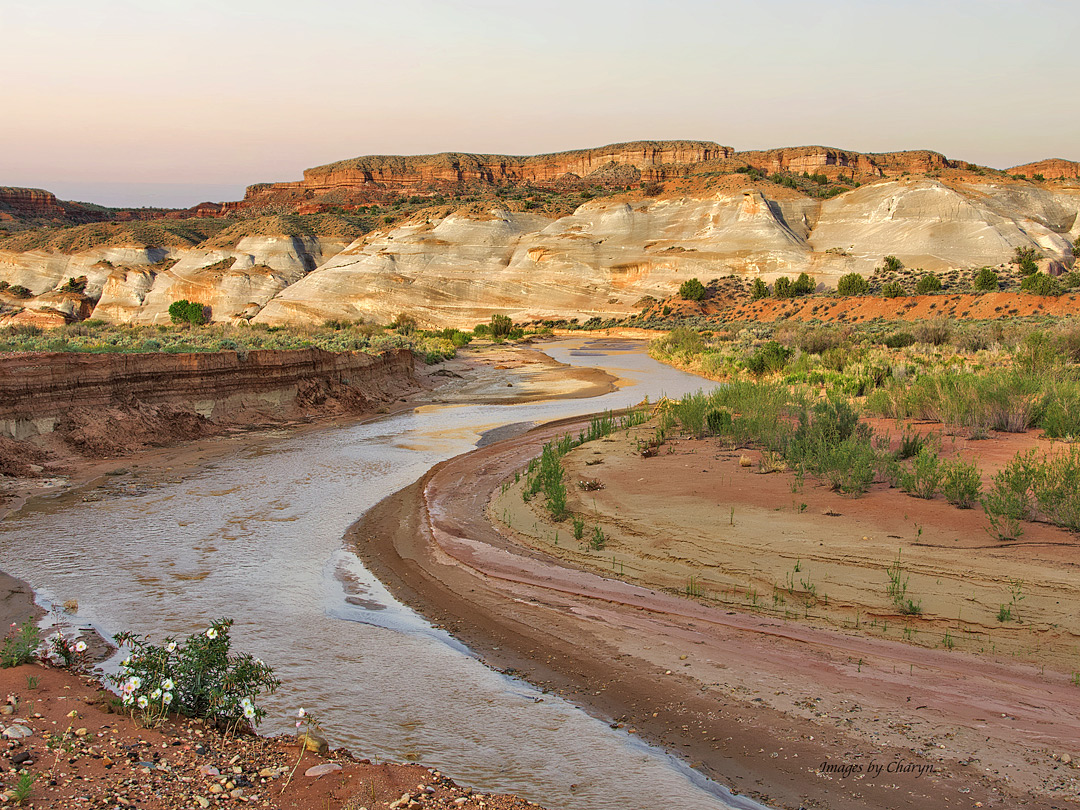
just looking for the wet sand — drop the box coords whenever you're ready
[429,342,617,403]
[350,415,1078,810]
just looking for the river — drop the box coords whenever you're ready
[0,338,768,810]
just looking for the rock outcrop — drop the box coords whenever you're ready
[232,141,733,211]
[1009,159,1080,180]
[738,147,955,179]
[0,188,66,219]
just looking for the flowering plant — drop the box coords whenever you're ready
[109,618,279,728]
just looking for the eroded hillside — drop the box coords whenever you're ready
[1,142,1078,328]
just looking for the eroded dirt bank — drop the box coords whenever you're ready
[350,417,1078,810]
[0,347,420,445]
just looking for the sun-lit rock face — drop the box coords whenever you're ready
[1010,159,1080,180]
[2,142,1079,328]
[132,236,345,324]
[808,179,1078,280]
[252,179,1080,328]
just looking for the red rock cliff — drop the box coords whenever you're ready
[0,187,66,218]
[736,147,954,178]
[232,140,733,210]
[1008,159,1080,179]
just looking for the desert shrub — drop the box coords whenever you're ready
[880,331,916,349]
[0,619,41,668]
[705,407,734,436]
[1014,332,1061,375]
[60,276,88,293]
[792,272,815,296]
[796,327,843,355]
[8,285,33,299]
[750,278,769,300]
[914,273,942,294]
[773,276,794,298]
[745,341,792,375]
[1031,446,1080,531]
[679,278,706,301]
[673,391,710,438]
[912,319,951,346]
[981,450,1038,540]
[1038,380,1080,439]
[787,399,877,495]
[941,458,982,508]
[836,273,869,296]
[655,326,704,357]
[1013,246,1041,276]
[880,255,903,274]
[490,313,514,338]
[1061,271,1080,290]
[389,313,417,334]
[168,300,208,325]
[1020,273,1062,296]
[881,281,906,298]
[895,428,925,460]
[973,267,999,291]
[110,619,279,729]
[899,446,943,499]
[702,380,792,450]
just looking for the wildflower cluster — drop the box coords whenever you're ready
[109,618,279,729]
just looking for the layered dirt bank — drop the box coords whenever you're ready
[352,416,1078,810]
[0,347,419,448]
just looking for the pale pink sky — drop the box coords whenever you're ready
[3,0,1076,207]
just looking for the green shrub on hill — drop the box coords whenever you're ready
[973,267,999,291]
[1019,273,1062,296]
[168,300,209,324]
[679,278,706,301]
[836,273,869,296]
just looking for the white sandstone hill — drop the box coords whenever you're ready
[1,172,1078,329]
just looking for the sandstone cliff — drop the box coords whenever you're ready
[1010,159,1080,180]
[0,187,67,219]
[2,141,1078,329]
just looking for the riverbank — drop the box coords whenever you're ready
[0,341,615,516]
[0,663,545,809]
[350,414,1078,810]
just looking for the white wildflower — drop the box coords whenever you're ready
[137,695,148,709]
[206,627,218,639]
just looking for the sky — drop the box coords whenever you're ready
[3,0,1077,208]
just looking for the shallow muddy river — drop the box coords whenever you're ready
[0,339,766,810]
